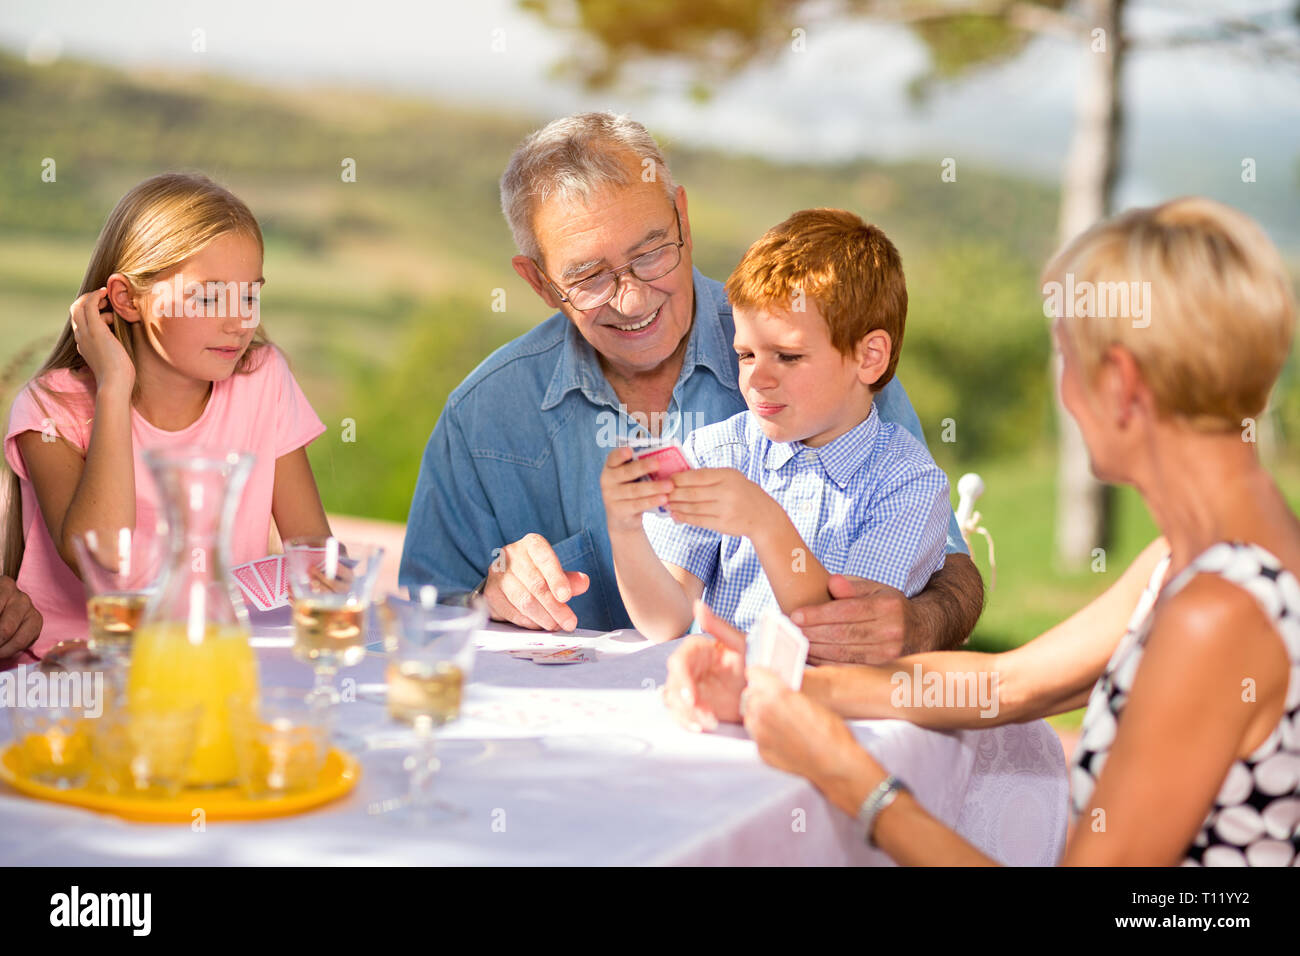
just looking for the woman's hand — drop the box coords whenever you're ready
[662,600,747,731]
[742,668,882,802]
[68,282,134,393]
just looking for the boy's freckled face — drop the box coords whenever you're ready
[734,302,874,448]
[140,231,263,382]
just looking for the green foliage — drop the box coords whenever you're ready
[903,241,1053,462]
[308,299,519,522]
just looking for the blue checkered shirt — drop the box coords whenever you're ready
[643,403,950,634]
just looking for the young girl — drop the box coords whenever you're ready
[2,172,333,658]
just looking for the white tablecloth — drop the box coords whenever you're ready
[0,616,1069,866]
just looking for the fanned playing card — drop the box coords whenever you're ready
[749,609,809,691]
[230,562,273,611]
[230,555,292,611]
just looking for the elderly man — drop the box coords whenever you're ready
[400,112,983,661]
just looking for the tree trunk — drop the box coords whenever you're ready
[1053,0,1125,571]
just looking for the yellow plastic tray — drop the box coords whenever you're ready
[0,743,360,823]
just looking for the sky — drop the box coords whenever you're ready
[3,0,1299,244]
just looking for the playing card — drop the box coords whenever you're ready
[631,440,693,481]
[749,609,809,691]
[231,562,273,611]
[530,648,596,664]
[254,557,280,600]
[506,645,596,664]
[630,439,693,515]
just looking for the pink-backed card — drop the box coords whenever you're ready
[231,563,273,611]
[254,557,280,600]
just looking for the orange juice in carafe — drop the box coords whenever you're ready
[130,448,258,788]
[129,621,258,786]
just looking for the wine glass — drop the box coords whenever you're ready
[70,522,167,665]
[283,537,384,705]
[368,595,484,824]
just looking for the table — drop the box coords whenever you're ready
[0,615,1069,866]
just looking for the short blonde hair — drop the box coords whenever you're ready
[1042,197,1296,431]
[725,208,907,391]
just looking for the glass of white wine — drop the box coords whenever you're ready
[70,523,167,665]
[283,537,385,706]
[370,594,484,824]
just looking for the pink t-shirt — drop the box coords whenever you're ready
[4,345,326,655]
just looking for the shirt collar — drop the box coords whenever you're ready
[762,403,882,490]
[540,267,737,412]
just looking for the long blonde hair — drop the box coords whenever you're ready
[2,171,272,577]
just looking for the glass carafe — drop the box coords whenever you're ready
[128,447,259,788]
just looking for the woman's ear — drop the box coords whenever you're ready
[1102,345,1149,428]
[855,329,892,387]
[104,273,143,323]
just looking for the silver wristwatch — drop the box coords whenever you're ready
[857,775,908,848]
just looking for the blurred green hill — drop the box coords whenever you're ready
[2,49,1297,664]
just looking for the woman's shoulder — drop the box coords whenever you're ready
[223,343,297,398]
[238,342,289,379]
[1149,566,1295,677]
[6,367,95,429]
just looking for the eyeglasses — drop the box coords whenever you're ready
[537,206,685,312]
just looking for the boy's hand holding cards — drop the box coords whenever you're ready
[600,439,695,533]
[630,438,693,515]
[747,609,810,691]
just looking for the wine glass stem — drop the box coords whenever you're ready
[311,664,339,703]
[409,718,437,812]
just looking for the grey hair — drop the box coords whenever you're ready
[500,112,677,263]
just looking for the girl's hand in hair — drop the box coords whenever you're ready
[69,281,134,395]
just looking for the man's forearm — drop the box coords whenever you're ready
[904,553,984,653]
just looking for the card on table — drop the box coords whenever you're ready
[749,609,809,691]
[506,645,596,665]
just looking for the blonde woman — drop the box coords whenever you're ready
[2,172,332,658]
[665,198,1300,866]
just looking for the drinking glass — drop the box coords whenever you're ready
[12,700,95,789]
[90,691,202,798]
[229,687,333,798]
[369,596,484,824]
[71,521,167,664]
[284,538,385,706]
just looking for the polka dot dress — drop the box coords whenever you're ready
[1070,542,1300,866]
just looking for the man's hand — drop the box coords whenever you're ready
[0,576,42,662]
[662,601,747,731]
[482,533,589,632]
[790,574,911,664]
[665,467,778,538]
[790,555,985,664]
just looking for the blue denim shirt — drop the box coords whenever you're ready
[399,269,967,631]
